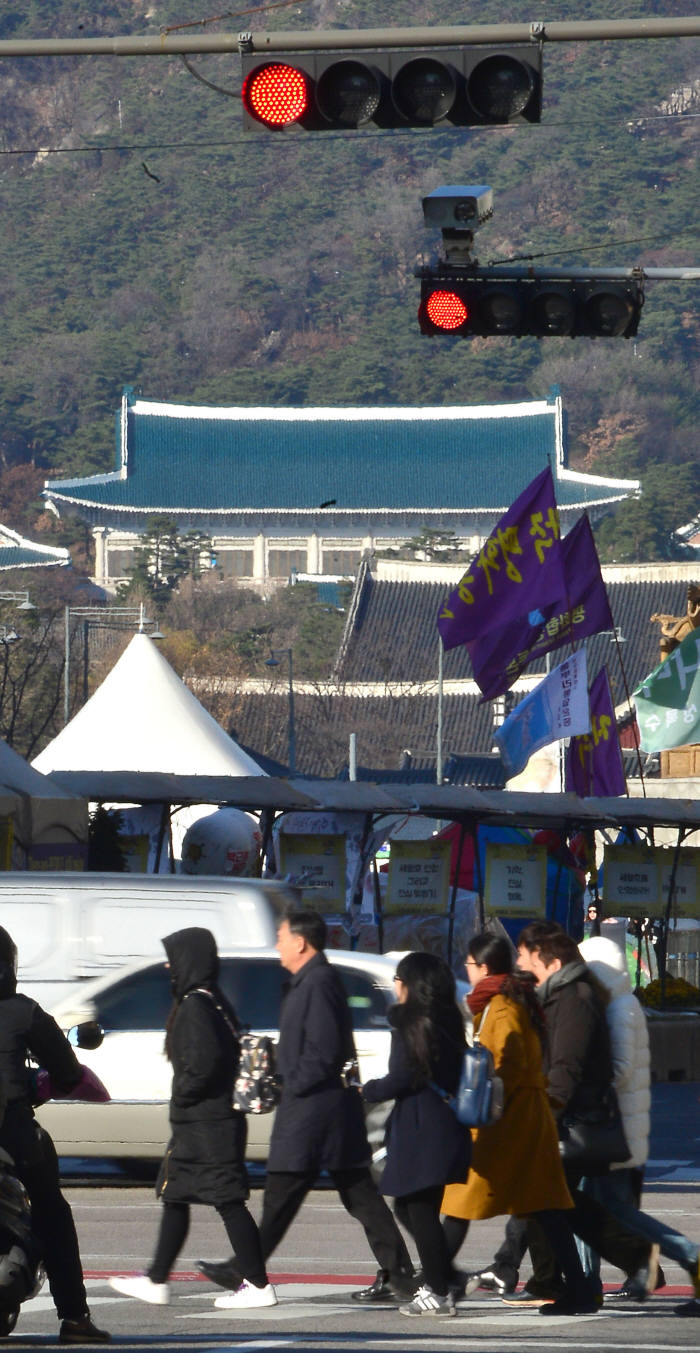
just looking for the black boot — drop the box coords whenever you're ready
[351,1270,400,1303]
[197,1258,242,1291]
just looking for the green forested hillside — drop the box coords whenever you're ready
[0,2,698,559]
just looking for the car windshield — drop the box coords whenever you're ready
[90,955,391,1034]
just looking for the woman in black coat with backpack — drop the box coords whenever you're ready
[362,951,470,1319]
[109,927,275,1310]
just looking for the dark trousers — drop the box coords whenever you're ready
[395,1186,450,1295]
[0,1114,86,1322]
[527,1165,651,1292]
[443,1208,589,1299]
[260,1168,413,1282]
[149,1199,267,1288]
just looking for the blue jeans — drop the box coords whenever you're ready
[576,1169,639,1281]
[582,1172,698,1276]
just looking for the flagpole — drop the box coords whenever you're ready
[437,636,444,786]
[610,629,647,796]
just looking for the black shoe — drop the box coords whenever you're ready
[502,1286,562,1306]
[197,1258,242,1291]
[59,1313,111,1344]
[351,1270,401,1304]
[539,1293,600,1316]
[674,1299,700,1317]
[605,1274,648,1303]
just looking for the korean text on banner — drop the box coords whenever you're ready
[565,665,626,797]
[437,466,563,651]
[633,629,700,753]
[494,649,590,779]
[468,513,614,700]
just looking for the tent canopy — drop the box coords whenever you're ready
[0,739,87,849]
[33,633,264,780]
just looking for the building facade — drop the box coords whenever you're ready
[43,388,640,591]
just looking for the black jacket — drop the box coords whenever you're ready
[0,956,81,1109]
[0,950,82,1172]
[363,1005,470,1198]
[537,959,614,1119]
[157,927,248,1206]
[267,951,369,1173]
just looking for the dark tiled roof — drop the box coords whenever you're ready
[337,754,505,788]
[229,690,498,779]
[44,396,636,516]
[336,574,690,701]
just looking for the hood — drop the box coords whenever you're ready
[162,927,218,1001]
[536,957,588,1003]
[0,927,17,999]
[579,936,631,998]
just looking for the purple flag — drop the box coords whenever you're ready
[467,513,614,700]
[437,466,564,650]
[565,665,627,797]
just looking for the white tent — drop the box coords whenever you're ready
[32,634,265,869]
[33,633,264,779]
[0,739,87,863]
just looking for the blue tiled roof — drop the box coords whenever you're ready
[43,396,638,516]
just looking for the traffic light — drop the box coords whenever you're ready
[418,276,644,338]
[240,44,542,131]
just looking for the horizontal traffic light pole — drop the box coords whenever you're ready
[0,18,699,57]
[417,265,700,280]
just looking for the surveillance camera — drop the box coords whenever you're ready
[422,185,494,231]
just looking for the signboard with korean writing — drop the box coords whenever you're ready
[25,842,86,871]
[603,845,663,917]
[484,843,547,918]
[277,833,346,909]
[658,848,700,919]
[385,839,451,914]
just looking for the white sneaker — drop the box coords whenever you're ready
[108,1275,170,1305]
[214,1280,277,1310]
[400,1284,456,1317]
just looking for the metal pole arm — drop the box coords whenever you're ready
[418,264,700,281]
[0,17,699,58]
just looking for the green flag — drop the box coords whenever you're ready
[633,629,700,752]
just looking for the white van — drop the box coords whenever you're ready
[0,873,295,1006]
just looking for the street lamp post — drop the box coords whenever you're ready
[63,602,162,725]
[265,648,296,773]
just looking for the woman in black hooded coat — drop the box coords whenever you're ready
[109,928,275,1310]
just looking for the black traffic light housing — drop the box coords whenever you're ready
[418,275,644,338]
[241,44,542,130]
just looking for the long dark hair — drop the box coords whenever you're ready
[394,951,464,1082]
[468,931,547,1050]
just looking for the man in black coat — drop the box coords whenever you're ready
[0,926,110,1343]
[201,910,414,1306]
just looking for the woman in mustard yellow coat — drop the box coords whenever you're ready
[441,932,598,1316]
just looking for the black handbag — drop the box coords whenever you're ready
[558,1085,630,1175]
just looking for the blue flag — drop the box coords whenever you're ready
[494,650,590,779]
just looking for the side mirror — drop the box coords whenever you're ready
[69,1021,104,1051]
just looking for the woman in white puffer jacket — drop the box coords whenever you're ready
[579,935,651,1175]
[576,935,653,1298]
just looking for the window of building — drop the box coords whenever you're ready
[268,548,308,578]
[105,549,135,578]
[214,550,254,578]
[321,549,362,575]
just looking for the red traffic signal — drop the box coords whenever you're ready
[241,45,542,131]
[418,277,644,338]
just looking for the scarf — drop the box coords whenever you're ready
[467,972,508,1015]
